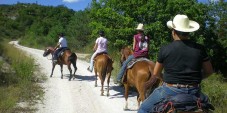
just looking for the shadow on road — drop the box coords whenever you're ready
[108,85,138,99]
[64,74,96,81]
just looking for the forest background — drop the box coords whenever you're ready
[0,0,227,112]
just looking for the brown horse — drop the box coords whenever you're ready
[94,53,113,96]
[120,46,160,110]
[43,47,77,81]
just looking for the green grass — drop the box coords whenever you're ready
[201,73,227,113]
[0,40,45,113]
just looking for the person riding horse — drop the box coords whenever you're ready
[53,33,68,63]
[138,14,214,113]
[116,23,150,83]
[87,30,108,72]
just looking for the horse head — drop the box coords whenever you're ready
[120,46,133,66]
[43,47,54,57]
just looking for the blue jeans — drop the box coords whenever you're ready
[117,55,135,81]
[138,83,203,113]
[53,47,66,60]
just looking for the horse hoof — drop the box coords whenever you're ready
[101,93,104,96]
[106,93,110,97]
[95,84,97,87]
[123,107,129,111]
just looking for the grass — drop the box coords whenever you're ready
[0,40,45,113]
[201,73,227,113]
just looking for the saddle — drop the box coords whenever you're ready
[152,93,215,113]
[57,48,70,58]
[127,57,150,69]
[94,52,108,59]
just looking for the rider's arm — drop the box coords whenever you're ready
[153,62,163,79]
[54,43,60,50]
[132,36,136,51]
[202,60,214,79]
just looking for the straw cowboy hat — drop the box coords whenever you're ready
[136,23,144,31]
[167,14,200,32]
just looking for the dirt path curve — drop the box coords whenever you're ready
[10,41,138,113]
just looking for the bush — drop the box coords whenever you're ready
[201,74,227,113]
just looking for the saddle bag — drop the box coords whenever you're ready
[152,94,215,113]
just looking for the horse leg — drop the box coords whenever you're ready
[94,69,98,87]
[50,63,56,77]
[60,64,63,79]
[137,83,146,109]
[106,72,111,96]
[100,79,104,96]
[100,72,104,96]
[68,64,72,81]
[123,83,129,110]
[72,59,77,79]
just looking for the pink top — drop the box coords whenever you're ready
[95,36,108,53]
[133,33,149,58]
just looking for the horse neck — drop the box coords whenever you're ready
[125,48,133,59]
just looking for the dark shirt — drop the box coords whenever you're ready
[157,40,209,84]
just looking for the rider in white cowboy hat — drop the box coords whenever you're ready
[138,14,214,113]
[116,23,150,83]
[136,23,144,31]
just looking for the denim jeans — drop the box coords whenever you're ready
[138,83,202,113]
[117,55,135,81]
[53,47,65,60]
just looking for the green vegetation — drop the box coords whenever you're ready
[0,41,45,112]
[201,74,227,112]
[0,0,226,112]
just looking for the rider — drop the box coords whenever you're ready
[53,33,68,63]
[138,14,214,113]
[87,30,108,72]
[116,23,150,83]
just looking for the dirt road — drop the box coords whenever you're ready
[10,41,138,113]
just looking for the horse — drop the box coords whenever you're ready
[120,46,160,110]
[43,47,77,81]
[94,53,113,96]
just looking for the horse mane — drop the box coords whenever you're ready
[46,46,54,51]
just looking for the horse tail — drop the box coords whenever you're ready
[146,65,153,86]
[145,63,156,97]
[69,53,77,69]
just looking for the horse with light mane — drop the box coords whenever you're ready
[43,47,77,81]
[94,53,113,96]
[120,46,161,110]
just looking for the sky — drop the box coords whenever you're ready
[0,0,224,11]
[0,0,92,11]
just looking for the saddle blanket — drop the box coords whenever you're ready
[127,57,150,69]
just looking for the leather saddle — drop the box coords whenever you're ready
[126,57,150,69]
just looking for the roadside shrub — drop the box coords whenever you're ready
[0,40,44,112]
[201,74,227,113]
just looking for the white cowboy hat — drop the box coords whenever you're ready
[167,14,200,32]
[136,23,144,31]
